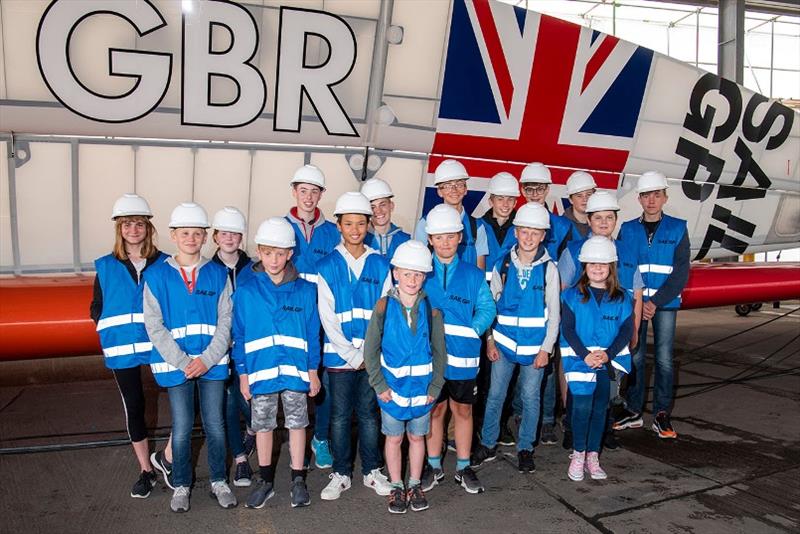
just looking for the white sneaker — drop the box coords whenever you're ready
[363,468,392,496]
[320,472,351,501]
[210,480,238,509]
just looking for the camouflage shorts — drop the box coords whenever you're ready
[251,390,309,432]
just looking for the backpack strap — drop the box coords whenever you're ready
[468,214,478,245]
[499,251,512,286]
[376,296,388,333]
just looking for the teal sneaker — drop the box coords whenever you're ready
[311,436,332,469]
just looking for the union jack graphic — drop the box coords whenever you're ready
[423,0,655,216]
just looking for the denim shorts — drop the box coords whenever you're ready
[380,409,431,437]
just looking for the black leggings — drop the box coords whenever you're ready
[112,367,148,443]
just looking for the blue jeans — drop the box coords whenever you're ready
[481,356,544,452]
[313,369,331,441]
[571,370,610,453]
[168,379,227,488]
[225,367,251,458]
[328,370,381,477]
[626,309,677,415]
[541,359,556,425]
[380,409,430,437]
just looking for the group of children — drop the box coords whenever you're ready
[91,159,689,514]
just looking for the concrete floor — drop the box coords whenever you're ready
[1,302,798,534]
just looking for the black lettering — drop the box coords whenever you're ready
[683,72,742,142]
[742,93,794,150]
[675,137,724,202]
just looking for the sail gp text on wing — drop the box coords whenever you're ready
[36,0,360,136]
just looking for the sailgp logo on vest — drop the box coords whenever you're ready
[602,314,620,321]
[657,239,676,245]
[313,248,328,255]
[282,305,303,312]
[361,276,380,285]
[194,289,217,296]
[449,294,471,305]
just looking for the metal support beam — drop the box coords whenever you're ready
[718,0,745,83]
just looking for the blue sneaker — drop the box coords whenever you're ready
[311,436,332,469]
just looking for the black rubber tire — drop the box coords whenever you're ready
[750,303,763,311]
[735,304,752,316]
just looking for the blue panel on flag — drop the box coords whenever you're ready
[591,30,600,45]
[420,188,487,218]
[514,5,526,34]
[438,0,501,124]
[579,47,654,138]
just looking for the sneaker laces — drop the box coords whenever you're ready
[174,486,190,497]
[211,481,232,495]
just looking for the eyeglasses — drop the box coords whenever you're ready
[523,185,548,195]
[438,181,467,192]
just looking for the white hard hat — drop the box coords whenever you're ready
[585,191,620,213]
[425,204,464,234]
[290,164,326,190]
[513,202,551,229]
[254,217,296,248]
[112,193,153,219]
[578,235,617,263]
[360,178,394,201]
[391,240,433,273]
[333,192,372,216]
[566,171,597,195]
[212,206,247,234]
[520,163,552,184]
[637,170,669,194]
[488,172,520,197]
[434,159,468,185]
[169,202,210,228]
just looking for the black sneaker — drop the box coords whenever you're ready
[407,484,429,512]
[388,486,407,514]
[613,408,644,431]
[420,463,444,492]
[540,423,558,445]
[150,450,174,490]
[517,450,535,473]
[234,461,253,487]
[130,470,157,498]
[290,476,311,508]
[243,432,256,457]
[497,422,516,446]
[470,444,497,468]
[245,479,275,509]
[455,466,484,494]
[603,430,620,450]
[561,428,573,451]
[652,411,677,439]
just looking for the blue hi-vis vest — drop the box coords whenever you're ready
[318,251,390,369]
[366,224,410,259]
[285,216,340,285]
[145,259,230,387]
[560,287,633,395]
[619,214,687,309]
[457,212,479,265]
[492,255,549,366]
[232,273,319,395]
[478,217,517,282]
[543,212,571,264]
[424,260,484,380]
[94,252,167,369]
[378,297,435,421]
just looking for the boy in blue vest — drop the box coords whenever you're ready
[614,171,689,439]
[420,204,496,494]
[519,163,574,446]
[415,159,489,269]
[317,192,394,501]
[363,240,447,514]
[142,202,236,513]
[563,171,597,240]
[471,203,561,473]
[284,164,338,469]
[361,178,411,258]
[233,217,321,509]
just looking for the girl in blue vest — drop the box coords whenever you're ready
[283,164,338,470]
[232,218,321,510]
[561,236,634,481]
[361,178,411,258]
[317,192,394,502]
[420,204,496,495]
[471,203,560,473]
[415,159,489,269]
[210,207,256,487]
[142,202,236,513]
[363,240,446,514]
[90,194,166,498]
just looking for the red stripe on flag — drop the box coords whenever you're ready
[473,0,514,117]
[581,34,619,93]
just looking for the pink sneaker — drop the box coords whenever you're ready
[585,452,607,480]
[568,451,585,481]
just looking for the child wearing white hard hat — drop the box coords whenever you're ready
[363,240,447,514]
[361,178,411,258]
[563,171,597,240]
[232,217,321,510]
